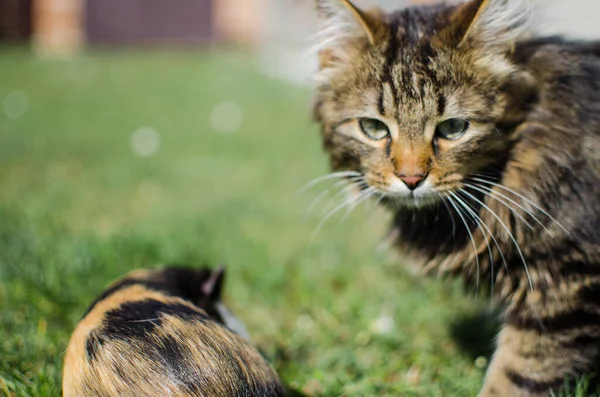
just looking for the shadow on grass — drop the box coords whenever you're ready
[450,310,500,360]
[450,311,600,396]
[286,389,310,397]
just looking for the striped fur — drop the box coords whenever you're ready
[63,266,284,397]
[313,0,600,395]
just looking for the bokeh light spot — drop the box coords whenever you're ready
[3,91,29,120]
[370,314,395,335]
[210,101,244,134]
[131,127,161,157]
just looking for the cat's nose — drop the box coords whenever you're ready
[398,174,427,190]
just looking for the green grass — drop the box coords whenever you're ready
[0,48,593,397]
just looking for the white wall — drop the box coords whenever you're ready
[531,0,600,39]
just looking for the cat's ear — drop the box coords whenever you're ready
[201,265,225,300]
[314,0,385,69]
[439,0,531,50]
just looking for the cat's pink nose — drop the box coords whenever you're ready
[398,175,426,190]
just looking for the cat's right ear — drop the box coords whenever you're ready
[314,0,385,70]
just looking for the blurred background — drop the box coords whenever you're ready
[0,1,599,396]
[1,0,599,82]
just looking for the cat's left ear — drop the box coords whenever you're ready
[314,0,386,70]
[439,0,531,51]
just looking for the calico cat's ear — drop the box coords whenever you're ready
[438,0,531,50]
[201,265,225,300]
[314,0,385,69]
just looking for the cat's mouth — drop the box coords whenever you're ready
[370,177,442,208]
[384,191,441,208]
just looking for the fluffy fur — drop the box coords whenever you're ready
[63,266,284,397]
[313,0,600,395]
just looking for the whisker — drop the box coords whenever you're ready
[466,181,555,236]
[443,193,481,293]
[449,191,496,295]
[298,171,361,194]
[129,318,162,323]
[321,178,359,207]
[321,179,366,215]
[463,183,534,230]
[450,191,510,294]
[457,189,533,291]
[471,177,569,234]
[339,187,376,224]
[437,193,457,238]
[372,191,386,209]
[450,192,492,270]
[303,188,330,221]
[309,189,364,244]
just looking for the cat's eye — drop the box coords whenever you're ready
[359,118,390,141]
[435,118,469,140]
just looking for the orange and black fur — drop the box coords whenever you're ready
[63,266,284,397]
[313,0,600,395]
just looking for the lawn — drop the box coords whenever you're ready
[0,48,590,397]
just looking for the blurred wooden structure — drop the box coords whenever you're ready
[215,0,267,45]
[0,0,459,56]
[0,0,265,55]
[33,0,82,55]
[3,0,597,57]
[0,0,32,41]
[85,0,213,45]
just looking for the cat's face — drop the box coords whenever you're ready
[314,0,535,206]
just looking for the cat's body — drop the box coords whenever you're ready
[390,37,600,395]
[313,1,600,395]
[63,266,285,397]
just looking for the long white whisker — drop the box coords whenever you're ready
[443,193,481,293]
[338,187,376,224]
[437,193,457,238]
[129,318,161,323]
[463,183,534,230]
[324,177,360,203]
[466,181,555,236]
[372,191,386,209]
[321,179,366,215]
[457,189,533,291]
[450,191,510,293]
[471,177,569,234]
[298,171,361,194]
[451,193,491,261]
[303,188,330,221]
[449,191,494,295]
[305,177,365,221]
[309,189,363,244]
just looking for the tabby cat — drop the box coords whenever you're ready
[312,0,600,395]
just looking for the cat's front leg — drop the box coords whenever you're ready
[479,304,600,397]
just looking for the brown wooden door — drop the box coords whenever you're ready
[0,0,32,42]
[85,0,214,45]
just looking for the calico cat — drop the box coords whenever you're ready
[312,0,600,395]
[63,265,285,397]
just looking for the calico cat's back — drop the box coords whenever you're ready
[63,266,284,397]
